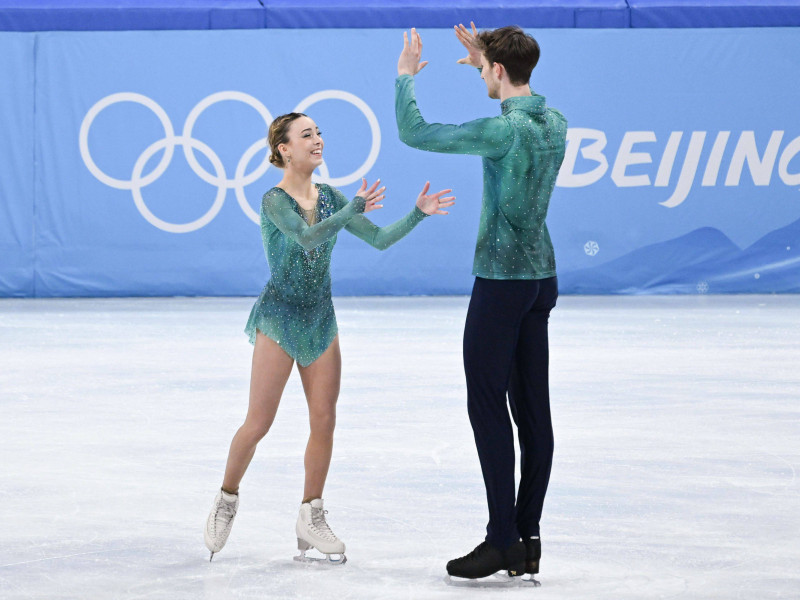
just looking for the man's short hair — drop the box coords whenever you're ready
[475,26,540,86]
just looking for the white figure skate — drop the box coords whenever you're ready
[294,498,347,565]
[204,489,239,561]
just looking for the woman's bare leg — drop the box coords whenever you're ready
[296,336,342,500]
[221,332,294,492]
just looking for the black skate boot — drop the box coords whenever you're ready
[446,541,525,579]
[523,536,541,574]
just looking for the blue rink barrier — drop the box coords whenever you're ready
[2,0,800,31]
[1,27,800,297]
[0,1,265,31]
[261,0,630,29]
[629,0,800,28]
[0,33,34,296]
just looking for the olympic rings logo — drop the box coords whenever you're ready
[79,90,381,233]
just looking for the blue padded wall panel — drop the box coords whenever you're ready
[0,1,265,31]
[0,34,35,296]
[575,7,630,28]
[629,0,800,28]
[4,0,800,30]
[209,6,266,30]
[263,0,628,29]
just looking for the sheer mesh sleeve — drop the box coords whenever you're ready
[261,188,367,251]
[326,186,428,251]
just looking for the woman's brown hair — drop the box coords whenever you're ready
[268,112,307,168]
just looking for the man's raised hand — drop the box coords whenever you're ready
[454,21,482,68]
[398,28,429,76]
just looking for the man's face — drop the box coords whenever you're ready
[480,53,501,100]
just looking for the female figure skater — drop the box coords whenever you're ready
[204,112,455,563]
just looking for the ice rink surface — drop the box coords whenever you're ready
[1,295,799,599]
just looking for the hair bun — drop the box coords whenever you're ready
[269,152,284,168]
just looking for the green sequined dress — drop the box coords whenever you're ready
[245,183,427,366]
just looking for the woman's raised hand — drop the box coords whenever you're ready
[356,177,386,213]
[415,181,456,216]
[454,21,482,68]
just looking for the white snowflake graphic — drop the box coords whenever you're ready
[584,241,599,256]
[696,281,709,294]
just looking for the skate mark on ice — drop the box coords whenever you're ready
[338,504,438,572]
[752,446,797,489]
[430,442,451,467]
[337,504,434,545]
[0,547,147,568]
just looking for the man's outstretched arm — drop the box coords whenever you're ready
[395,28,512,159]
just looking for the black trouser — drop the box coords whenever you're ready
[463,276,558,550]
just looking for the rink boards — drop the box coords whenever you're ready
[1,27,800,296]
[2,0,800,30]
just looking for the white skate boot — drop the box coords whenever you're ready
[294,499,347,565]
[204,488,239,561]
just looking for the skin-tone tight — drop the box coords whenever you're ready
[221,332,341,500]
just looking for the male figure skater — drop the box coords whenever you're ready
[396,24,567,581]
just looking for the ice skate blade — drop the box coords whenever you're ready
[444,572,540,588]
[293,550,347,566]
[520,574,541,587]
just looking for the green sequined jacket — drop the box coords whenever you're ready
[395,74,567,280]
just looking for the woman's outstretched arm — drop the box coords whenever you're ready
[262,179,384,251]
[332,182,455,251]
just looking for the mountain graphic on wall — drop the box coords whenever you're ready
[559,217,800,294]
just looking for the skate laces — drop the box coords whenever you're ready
[460,541,490,562]
[214,499,237,532]
[309,507,337,541]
